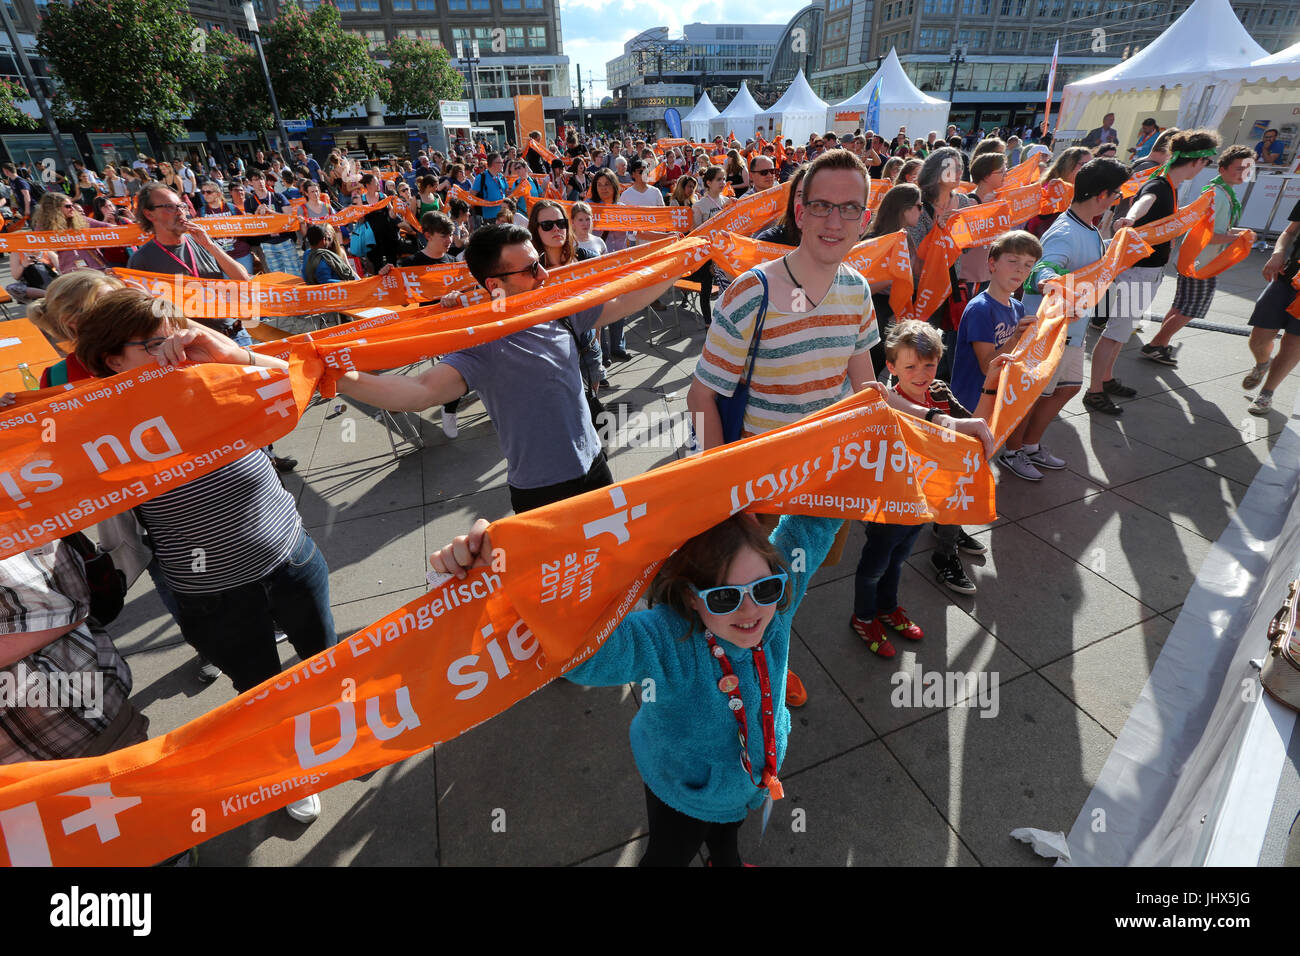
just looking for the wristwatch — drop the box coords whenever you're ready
[925,408,941,423]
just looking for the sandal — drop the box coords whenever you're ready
[1083,390,1123,416]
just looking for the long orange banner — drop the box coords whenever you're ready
[0,384,996,866]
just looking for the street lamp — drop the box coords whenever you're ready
[456,40,481,141]
[243,2,292,158]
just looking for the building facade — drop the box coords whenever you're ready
[0,0,570,169]
[606,23,793,123]
[811,0,1299,132]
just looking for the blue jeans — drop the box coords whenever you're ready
[171,530,336,693]
[145,554,181,620]
[234,328,253,348]
[602,320,626,355]
[853,523,924,620]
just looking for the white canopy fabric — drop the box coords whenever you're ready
[681,92,719,142]
[827,48,949,140]
[707,81,763,141]
[754,70,829,145]
[1225,39,1300,84]
[1058,0,1267,134]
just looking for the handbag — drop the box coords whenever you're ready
[348,219,375,257]
[62,531,127,626]
[715,268,770,444]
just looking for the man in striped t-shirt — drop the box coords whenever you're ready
[687,148,994,706]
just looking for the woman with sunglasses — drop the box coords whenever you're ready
[31,191,114,273]
[195,181,242,264]
[530,199,605,392]
[430,506,843,866]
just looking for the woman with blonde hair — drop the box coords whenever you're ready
[27,270,124,387]
[31,190,115,273]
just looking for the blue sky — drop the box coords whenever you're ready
[557,0,805,103]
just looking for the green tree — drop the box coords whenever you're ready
[190,29,270,135]
[37,0,205,147]
[0,78,37,130]
[384,35,465,119]
[262,2,387,123]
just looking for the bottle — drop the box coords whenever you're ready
[18,362,39,391]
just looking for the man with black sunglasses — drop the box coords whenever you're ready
[337,224,678,513]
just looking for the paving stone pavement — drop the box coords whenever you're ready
[100,250,1296,866]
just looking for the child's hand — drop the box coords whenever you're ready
[951,417,996,460]
[859,380,889,401]
[430,518,493,580]
[0,391,15,407]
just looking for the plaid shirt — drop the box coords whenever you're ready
[0,541,132,763]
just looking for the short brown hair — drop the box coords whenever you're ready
[75,288,187,377]
[1219,144,1254,169]
[989,229,1042,262]
[799,148,870,209]
[1169,129,1220,169]
[884,319,944,363]
[970,152,1007,183]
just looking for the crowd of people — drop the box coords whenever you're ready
[3,113,1298,867]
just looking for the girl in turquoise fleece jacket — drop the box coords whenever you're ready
[429,511,842,866]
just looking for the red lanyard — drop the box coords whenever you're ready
[705,631,783,801]
[152,238,198,277]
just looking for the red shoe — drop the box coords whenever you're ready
[878,606,923,641]
[850,615,896,657]
[785,669,808,707]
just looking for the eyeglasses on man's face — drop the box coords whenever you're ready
[802,199,866,220]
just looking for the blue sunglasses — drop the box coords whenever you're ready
[695,572,788,615]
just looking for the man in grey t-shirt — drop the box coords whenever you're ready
[338,224,678,512]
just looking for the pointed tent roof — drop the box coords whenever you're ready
[1227,38,1300,84]
[682,92,719,123]
[834,48,947,109]
[760,70,828,114]
[716,81,762,119]
[1065,0,1266,92]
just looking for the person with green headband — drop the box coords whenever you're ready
[1081,128,1217,416]
[1142,144,1253,367]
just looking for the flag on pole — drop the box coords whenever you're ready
[1043,39,1059,135]
[865,75,883,133]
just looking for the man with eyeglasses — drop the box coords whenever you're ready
[688,149,995,707]
[127,182,251,342]
[335,224,678,513]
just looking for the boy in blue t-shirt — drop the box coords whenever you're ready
[951,230,1041,419]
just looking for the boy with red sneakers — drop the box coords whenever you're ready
[851,321,1014,654]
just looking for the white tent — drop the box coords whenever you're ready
[708,81,763,142]
[754,70,829,145]
[827,48,949,141]
[681,92,719,143]
[1056,0,1267,147]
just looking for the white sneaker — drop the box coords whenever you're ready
[285,793,321,824]
[1025,446,1067,470]
[999,448,1043,481]
[441,410,459,439]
